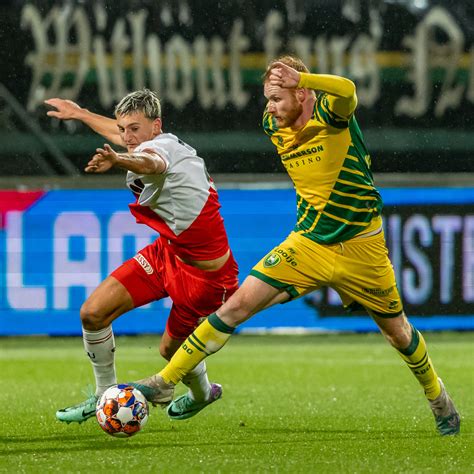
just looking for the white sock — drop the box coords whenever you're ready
[82,326,117,397]
[181,361,211,402]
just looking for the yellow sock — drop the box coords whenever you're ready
[160,313,234,384]
[397,325,441,400]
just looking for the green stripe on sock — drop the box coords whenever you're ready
[188,335,208,354]
[406,351,428,369]
[191,333,207,350]
[208,312,235,334]
[189,333,207,351]
[399,325,420,356]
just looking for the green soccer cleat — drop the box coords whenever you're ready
[429,378,461,436]
[167,383,222,420]
[56,394,99,424]
[129,374,175,407]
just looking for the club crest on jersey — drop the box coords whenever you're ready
[263,253,281,268]
[133,253,154,275]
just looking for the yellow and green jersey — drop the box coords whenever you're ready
[263,80,383,244]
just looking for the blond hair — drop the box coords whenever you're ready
[115,89,161,119]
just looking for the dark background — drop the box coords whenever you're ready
[0,0,473,175]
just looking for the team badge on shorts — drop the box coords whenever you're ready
[263,253,281,268]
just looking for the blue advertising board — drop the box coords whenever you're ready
[0,188,473,335]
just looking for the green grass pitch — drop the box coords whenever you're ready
[1,332,473,473]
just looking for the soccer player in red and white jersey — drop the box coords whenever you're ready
[45,89,239,423]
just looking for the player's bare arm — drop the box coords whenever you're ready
[45,98,123,146]
[85,144,167,174]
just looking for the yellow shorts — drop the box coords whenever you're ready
[250,229,403,317]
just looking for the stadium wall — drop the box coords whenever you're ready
[1,187,473,336]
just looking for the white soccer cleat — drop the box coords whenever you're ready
[428,378,461,436]
[129,375,175,407]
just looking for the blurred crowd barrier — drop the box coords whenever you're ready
[0,0,473,174]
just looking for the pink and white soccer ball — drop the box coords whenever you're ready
[96,384,149,437]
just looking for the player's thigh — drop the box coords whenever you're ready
[167,273,283,332]
[249,231,334,302]
[80,275,135,328]
[334,231,403,315]
[111,245,168,308]
[165,257,239,338]
[82,249,167,329]
[217,275,285,326]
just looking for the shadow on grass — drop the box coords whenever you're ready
[1,427,443,457]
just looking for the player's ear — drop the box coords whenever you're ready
[152,118,162,135]
[296,88,306,104]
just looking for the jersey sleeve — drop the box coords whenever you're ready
[299,73,357,126]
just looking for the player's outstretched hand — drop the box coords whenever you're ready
[268,61,301,89]
[44,98,82,120]
[85,144,118,173]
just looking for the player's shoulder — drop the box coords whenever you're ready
[138,133,173,149]
[135,134,182,155]
[154,133,197,154]
[314,93,351,128]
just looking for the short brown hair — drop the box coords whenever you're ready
[262,55,310,82]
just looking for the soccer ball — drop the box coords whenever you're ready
[96,384,149,437]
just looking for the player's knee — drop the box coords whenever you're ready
[80,300,107,330]
[381,319,412,349]
[383,331,408,349]
[220,294,253,322]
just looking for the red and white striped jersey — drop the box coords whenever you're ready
[126,133,229,261]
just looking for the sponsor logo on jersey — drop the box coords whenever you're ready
[281,145,324,161]
[134,253,154,275]
[282,155,321,170]
[263,253,282,268]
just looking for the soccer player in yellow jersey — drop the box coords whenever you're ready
[131,56,460,435]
